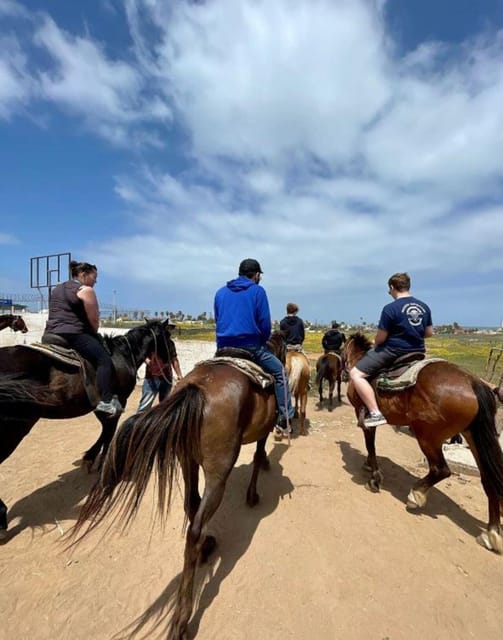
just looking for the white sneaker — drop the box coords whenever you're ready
[363,412,387,428]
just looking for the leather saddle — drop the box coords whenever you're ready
[377,352,425,380]
[24,332,102,406]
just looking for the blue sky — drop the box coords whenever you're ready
[1,0,503,326]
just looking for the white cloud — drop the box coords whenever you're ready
[0,34,33,118]
[0,231,19,244]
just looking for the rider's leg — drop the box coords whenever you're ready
[249,346,294,421]
[137,377,159,412]
[63,333,115,403]
[349,367,379,413]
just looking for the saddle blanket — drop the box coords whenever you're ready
[377,358,445,391]
[22,342,83,368]
[196,357,274,389]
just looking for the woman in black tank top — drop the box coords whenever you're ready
[44,260,123,417]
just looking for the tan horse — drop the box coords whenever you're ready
[285,349,311,435]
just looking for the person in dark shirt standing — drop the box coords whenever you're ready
[137,323,183,412]
[322,321,346,354]
[280,302,305,347]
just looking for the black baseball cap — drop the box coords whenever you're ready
[239,258,263,275]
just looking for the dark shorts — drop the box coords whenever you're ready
[355,347,400,377]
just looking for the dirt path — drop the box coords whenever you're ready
[1,383,502,640]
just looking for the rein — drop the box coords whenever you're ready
[118,325,170,381]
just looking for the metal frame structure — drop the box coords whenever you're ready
[30,252,71,309]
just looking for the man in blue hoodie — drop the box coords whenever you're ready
[214,258,294,435]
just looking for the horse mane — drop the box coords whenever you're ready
[102,319,164,354]
[348,331,373,352]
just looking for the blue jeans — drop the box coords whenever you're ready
[137,377,172,413]
[244,345,294,420]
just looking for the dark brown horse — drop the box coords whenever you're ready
[315,352,343,410]
[72,331,287,639]
[0,319,172,533]
[0,314,28,333]
[344,332,503,554]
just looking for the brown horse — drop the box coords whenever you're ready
[0,314,28,333]
[285,349,311,435]
[315,352,343,410]
[344,332,503,553]
[0,319,172,533]
[72,331,287,639]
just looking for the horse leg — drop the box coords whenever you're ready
[328,378,334,411]
[247,436,269,506]
[318,379,324,405]
[336,373,342,402]
[171,474,229,640]
[181,460,218,562]
[360,416,383,492]
[406,438,451,509]
[299,392,308,435]
[463,432,502,553]
[0,417,37,532]
[83,414,119,472]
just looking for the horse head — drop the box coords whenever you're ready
[267,329,287,364]
[343,332,372,371]
[12,316,28,333]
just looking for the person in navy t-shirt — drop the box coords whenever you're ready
[349,272,433,428]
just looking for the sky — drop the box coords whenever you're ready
[1,0,503,326]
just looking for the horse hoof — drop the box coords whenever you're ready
[365,479,380,493]
[477,531,503,554]
[407,489,427,509]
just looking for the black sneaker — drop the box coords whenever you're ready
[274,416,292,436]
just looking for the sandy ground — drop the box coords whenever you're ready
[1,372,503,640]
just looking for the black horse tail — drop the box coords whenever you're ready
[71,383,205,541]
[467,379,503,499]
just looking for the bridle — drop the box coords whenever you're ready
[122,324,172,379]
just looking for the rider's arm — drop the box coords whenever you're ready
[374,328,388,346]
[77,286,99,333]
[424,325,434,338]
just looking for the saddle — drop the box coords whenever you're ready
[286,344,304,353]
[374,353,445,392]
[199,352,274,389]
[23,333,101,406]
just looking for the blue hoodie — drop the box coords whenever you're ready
[214,276,272,348]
